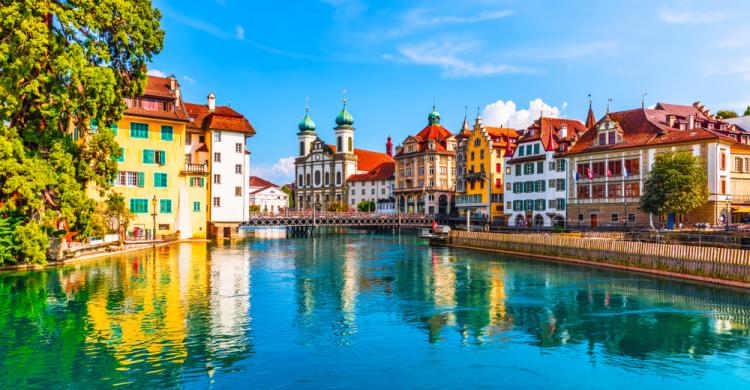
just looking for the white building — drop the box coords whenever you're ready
[248,176,289,214]
[185,93,255,237]
[294,99,394,211]
[347,161,395,210]
[504,116,587,227]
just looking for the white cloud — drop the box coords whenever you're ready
[659,9,729,24]
[249,156,296,184]
[182,75,196,83]
[482,98,563,129]
[147,69,166,77]
[397,40,538,78]
[235,25,245,40]
[386,9,513,38]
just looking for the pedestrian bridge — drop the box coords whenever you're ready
[240,212,436,228]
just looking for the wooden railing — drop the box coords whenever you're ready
[182,162,208,174]
[449,231,750,284]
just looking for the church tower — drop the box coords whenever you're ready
[297,100,317,157]
[334,98,355,155]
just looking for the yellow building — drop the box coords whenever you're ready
[455,115,517,224]
[106,75,205,239]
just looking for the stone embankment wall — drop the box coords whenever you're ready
[449,231,750,286]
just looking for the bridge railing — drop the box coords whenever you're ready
[247,211,432,219]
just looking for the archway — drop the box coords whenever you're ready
[533,214,544,227]
[438,195,448,215]
[552,215,565,228]
[515,214,525,227]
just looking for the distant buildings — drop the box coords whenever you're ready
[393,107,457,214]
[248,176,289,214]
[293,100,394,211]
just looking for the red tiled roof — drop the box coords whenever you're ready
[185,102,256,135]
[124,75,189,121]
[143,75,176,98]
[249,176,278,188]
[518,117,587,151]
[566,103,739,155]
[485,126,518,139]
[348,161,395,182]
[354,148,394,172]
[395,122,455,157]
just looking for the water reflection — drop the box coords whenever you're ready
[0,235,749,388]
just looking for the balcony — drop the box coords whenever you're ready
[181,162,209,175]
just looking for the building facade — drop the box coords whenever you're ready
[185,93,255,238]
[566,102,743,229]
[455,115,518,223]
[347,161,395,210]
[248,176,289,214]
[294,100,393,211]
[394,107,457,215]
[504,116,587,227]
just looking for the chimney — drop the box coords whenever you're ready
[169,74,176,91]
[386,135,393,157]
[688,114,695,130]
[207,92,216,112]
[667,114,676,128]
[560,123,568,139]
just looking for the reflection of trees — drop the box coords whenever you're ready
[0,242,253,388]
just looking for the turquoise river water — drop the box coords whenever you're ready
[1,233,750,389]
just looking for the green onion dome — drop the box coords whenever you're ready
[428,105,441,124]
[298,110,316,132]
[335,100,354,127]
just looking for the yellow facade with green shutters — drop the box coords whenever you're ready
[108,115,207,239]
[457,120,517,224]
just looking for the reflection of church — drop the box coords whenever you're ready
[294,100,392,210]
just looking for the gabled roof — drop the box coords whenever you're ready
[348,161,395,182]
[566,103,739,155]
[519,117,587,151]
[249,176,279,188]
[185,102,256,135]
[143,75,178,98]
[395,122,455,157]
[415,122,453,142]
[124,75,189,121]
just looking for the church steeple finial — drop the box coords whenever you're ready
[586,93,596,128]
[606,97,613,117]
[641,92,647,109]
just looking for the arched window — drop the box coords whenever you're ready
[337,136,342,151]
[306,173,311,186]
[325,172,330,185]
[314,171,321,186]
[298,174,303,187]
[348,137,353,152]
[299,142,305,156]
[336,172,342,185]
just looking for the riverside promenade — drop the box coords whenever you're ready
[448,231,750,288]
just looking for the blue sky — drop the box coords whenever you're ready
[149,0,750,183]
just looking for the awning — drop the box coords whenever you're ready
[733,206,750,213]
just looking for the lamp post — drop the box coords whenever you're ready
[151,195,158,241]
[726,195,732,231]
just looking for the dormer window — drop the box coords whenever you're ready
[596,119,622,146]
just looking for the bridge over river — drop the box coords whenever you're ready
[240,212,436,228]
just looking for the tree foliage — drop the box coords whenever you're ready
[327,202,349,212]
[0,0,164,263]
[640,151,709,216]
[357,200,375,212]
[281,185,294,208]
[716,110,738,119]
[744,106,750,117]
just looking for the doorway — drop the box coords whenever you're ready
[591,214,598,228]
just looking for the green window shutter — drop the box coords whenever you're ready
[529,163,534,174]
[161,126,174,141]
[534,144,540,154]
[560,179,566,190]
[541,180,546,191]
[193,201,201,212]
[200,178,205,187]
[157,150,166,165]
[559,199,566,210]
[519,147,525,157]
[537,161,544,173]
[160,199,172,213]
[515,165,521,176]
[116,147,125,162]
[142,149,154,164]
[526,145,532,155]
[153,173,166,188]
[137,172,145,187]
[130,122,148,138]
[189,178,194,187]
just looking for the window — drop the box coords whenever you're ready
[300,142,305,156]
[549,179,556,188]
[348,137,352,152]
[558,198,566,210]
[735,157,744,172]
[235,143,243,153]
[189,177,205,187]
[130,122,148,139]
[214,152,221,162]
[213,197,221,207]
[371,188,375,195]
[298,174,303,186]
[129,198,149,214]
[577,185,590,199]
[235,186,242,196]
[155,150,165,165]
[624,182,640,197]
[607,160,622,176]
[624,159,640,176]
[537,161,544,174]
[193,201,201,212]
[186,134,192,145]
[608,183,622,197]
[598,133,606,145]
[337,136,343,151]
[213,131,221,142]
[519,147,525,157]
[470,151,475,161]
[720,151,727,171]
[159,199,172,213]
[608,132,616,145]
[199,135,205,143]
[235,164,242,174]
[533,144,540,154]
[116,147,124,163]
[549,161,556,171]
[720,177,727,194]
[557,159,566,172]
[557,178,566,191]
[314,171,321,185]
[592,184,605,198]
[592,161,605,178]
[325,172,330,185]
[526,145,532,155]
[142,149,155,164]
[507,201,512,209]
[578,213,584,221]
[154,173,168,188]
[611,213,619,223]
[628,214,636,222]
[480,150,484,159]
[213,174,221,184]
[336,172,342,184]
[160,126,173,141]
[495,178,502,187]
[496,163,501,173]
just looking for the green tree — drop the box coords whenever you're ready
[357,200,375,212]
[640,151,709,218]
[103,193,133,241]
[249,205,261,214]
[281,185,294,208]
[327,202,349,212]
[716,110,738,119]
[744,106,750,117]
[0,1,164,263]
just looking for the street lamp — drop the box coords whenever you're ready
[151,195,158,240]
[726,195,732,231]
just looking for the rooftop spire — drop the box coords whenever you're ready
[585,94,596,128]
[641,92,647,109]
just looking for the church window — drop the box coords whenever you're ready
[348,137,353,152]
[337,136,342,151]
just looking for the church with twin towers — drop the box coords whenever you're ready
[294,98,395,211]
